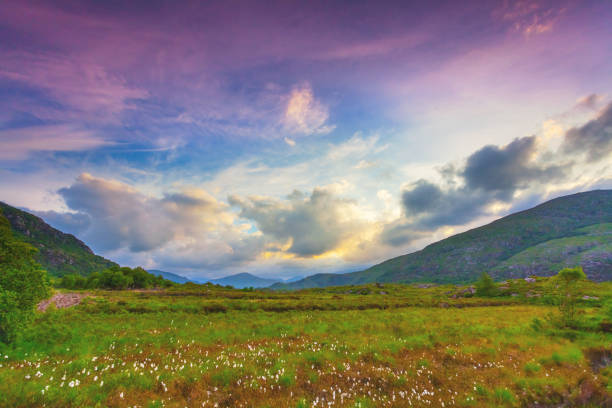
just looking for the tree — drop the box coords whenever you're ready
[475,272,497,297]
[0,211,50,343]
[554,266,587,326]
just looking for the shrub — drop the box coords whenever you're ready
[475,272,497,297]
[494,387,515,404]
[278,372,296,387]
[554,267,587,326]
[524,361,541,374]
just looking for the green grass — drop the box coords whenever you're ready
[0,280,611,407]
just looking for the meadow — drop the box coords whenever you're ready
[0,279,611,407]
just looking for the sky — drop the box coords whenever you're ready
[1,0,611,280]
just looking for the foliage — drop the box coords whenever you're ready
[59,266,174,290]
[0,290,27,344]
[475,272,497,297]
[0,210,50,343]
[554,267,587,326]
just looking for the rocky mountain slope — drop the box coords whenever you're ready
[0,202,117,276]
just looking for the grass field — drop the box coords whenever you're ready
[1,280,611,407]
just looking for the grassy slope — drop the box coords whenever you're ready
[276,190,612,289]
[1,280,611,407]
[0,202,117,277]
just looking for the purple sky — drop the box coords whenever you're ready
[1,0,611,279]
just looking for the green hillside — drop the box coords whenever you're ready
[0,202,117,277]
[275,190,612,289]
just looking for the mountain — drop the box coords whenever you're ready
[274,190,612,289]
[0,202,117,277]
[205,272,281,288]
[147,269,192,284]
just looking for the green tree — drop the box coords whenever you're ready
[0,211,50,343]
[475,272,497,297]
[554,266,587,326]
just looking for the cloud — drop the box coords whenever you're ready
[229,187,365,257]
[399,136,566,229]
[380,219,427,247]
[283,84,334,135]
[462,136,565,200]
[0,51,147,121]
[56,174,247,261]
[493,0,567,36]
[327,133,384,160]
[401,180,489,229]
[563,102,612,161]
[574,94,607,111]
[314,33,427,60]
[58,174,172,252]
[0,125,113,160]
[33,210,91,236]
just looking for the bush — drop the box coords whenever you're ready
[475,272,497,297]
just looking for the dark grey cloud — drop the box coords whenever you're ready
[401,180,443,215]
[230,188,363,257]
[399,136,566,230]
[463,136,564,200]
[563,102,612,161]
[401,181,489,229]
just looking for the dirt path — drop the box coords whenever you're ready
[37,292,87,312]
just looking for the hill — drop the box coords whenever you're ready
[0,202,117,277]
[148,270,193,284]
[205,272,281,288]
[274,190,612,289]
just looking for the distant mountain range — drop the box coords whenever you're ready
[0,201,117,276]
[202,272,279,288]
[146,271,306,288]
[273,190,612,289]
[147,270,193,284]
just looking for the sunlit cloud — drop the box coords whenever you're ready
[283,83,334,135]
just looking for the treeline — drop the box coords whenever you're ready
[58,266,174,290]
